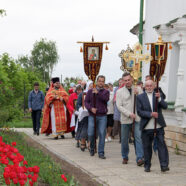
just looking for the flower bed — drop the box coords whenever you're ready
[0,130,78,186]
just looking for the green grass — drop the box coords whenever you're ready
[1,117,33,128]
[0,130,79,186]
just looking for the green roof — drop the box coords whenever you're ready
[153,14,186,29]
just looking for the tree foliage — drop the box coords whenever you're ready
[0,9,6,17]
[0,53,46,125]
[63,77,83,91]
[31,38,59,83]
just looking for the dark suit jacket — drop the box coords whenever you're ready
[136,91,168,130]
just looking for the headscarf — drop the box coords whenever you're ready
[85,81,93,93]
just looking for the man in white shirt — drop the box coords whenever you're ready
[136,80,169,172]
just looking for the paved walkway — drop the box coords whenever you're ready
[16,128,186,186]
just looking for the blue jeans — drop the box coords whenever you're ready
[88,115,107,155]
[121,122,144,162]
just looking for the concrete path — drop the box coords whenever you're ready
[16,128,186,186]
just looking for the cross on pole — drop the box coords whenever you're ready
[123,42,152,84]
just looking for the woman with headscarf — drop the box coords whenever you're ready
[66,84,83,140]
[75,81,93,151]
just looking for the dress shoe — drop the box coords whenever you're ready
[61,135,65,139]
[76,141,80,148]
[122,158,128,164]
[90,151,95,156]
[37,132,39,136]
[99,155,106,159]
[54,136,58,140]
[144,167,150,172]
[137,159,144,166]
[161,166,170,172]
[129,138,133,144]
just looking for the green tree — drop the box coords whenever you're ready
[31,38,59,83]
[63,76,84,92]
[113,79,119,87]
[16,55,33,71]
[0,53,46,124]
[0,9,6,17]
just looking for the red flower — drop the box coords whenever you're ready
[63,177,67,182]
[23,160,28,165]
[28,167,33,172]
[3,171,10,179]
[13,178,18,184]
[28,174,32,179]
[4,167,11,172]
[61,174,65,179]
[29,180,34,186]
[19,179,25,186]
[32,174,38,182]
[0,138,40,186]
[22,166,28,173]
[12,148,18,153]
[5,178,10,185]
[33,166,40,173]
[9,171,16,179]
[11,142,16,146]
[61,174,68,182]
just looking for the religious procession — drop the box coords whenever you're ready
[28,35,170,174]
[1,0,186,186]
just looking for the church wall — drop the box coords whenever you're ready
[167,42,179,102]
[142,0,186,154]
[143,0,186,80]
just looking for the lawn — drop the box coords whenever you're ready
[4,118,33,128]
[0,129,78,186]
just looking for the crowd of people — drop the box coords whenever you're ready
[28,73,169,173]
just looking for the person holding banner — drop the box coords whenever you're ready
[116,72,144,166]
[136,80,169,172]
[85,75,109,159]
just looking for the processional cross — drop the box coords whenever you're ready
[121,42,153,138]
[123,42,152,84]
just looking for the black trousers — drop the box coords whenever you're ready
[31,110,41,133]
[141,128,169,168]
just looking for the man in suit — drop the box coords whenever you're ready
[145,75,166,99]
[136,80,169,172]
[116,72,144,166]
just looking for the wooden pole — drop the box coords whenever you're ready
[154,63,160,136]
[132,93,136,138]
[93,82,97,153]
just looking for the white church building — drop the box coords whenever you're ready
[131,0,186,154]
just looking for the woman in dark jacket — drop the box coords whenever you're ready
[75,82,93,151]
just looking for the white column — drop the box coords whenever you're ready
[174,18,186,111]
[156,25,176,102]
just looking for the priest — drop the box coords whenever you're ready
[41,77,72,139]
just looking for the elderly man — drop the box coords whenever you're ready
[136,80,169,172]
[116,72,144,166]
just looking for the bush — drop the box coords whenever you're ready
[0,53,46,123]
